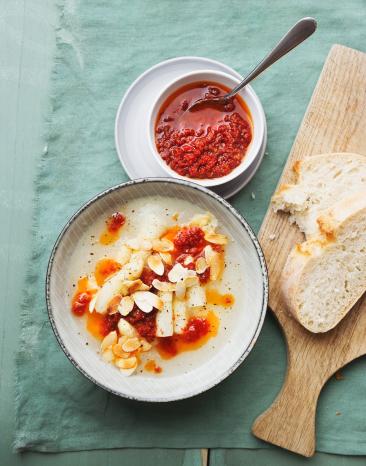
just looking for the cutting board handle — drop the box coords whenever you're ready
[252,353,323,457]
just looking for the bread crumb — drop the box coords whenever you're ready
[335,371,345,381]
[336,411,341,416]
[251,192,256,200]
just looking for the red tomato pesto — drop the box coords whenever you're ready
[99,211,126,245]
[155,81,252,179]
[125,307,157,342]
[156,310,219,359]
[71,277,96,316]
[168,225,223,283]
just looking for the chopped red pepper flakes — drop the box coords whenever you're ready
[173,226,205,254]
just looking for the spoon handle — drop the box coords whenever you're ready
[225,17,317,100]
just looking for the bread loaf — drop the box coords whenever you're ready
[281,190,366,332]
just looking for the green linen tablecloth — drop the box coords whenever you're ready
[14,0,366,454]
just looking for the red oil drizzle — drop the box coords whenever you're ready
[94,258,121,286]
[99,212,126,245]
[156,311,219,359]
[71,277,96,316]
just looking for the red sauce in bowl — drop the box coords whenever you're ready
[155,81,252,179]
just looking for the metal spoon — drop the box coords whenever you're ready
[188,17,317,112]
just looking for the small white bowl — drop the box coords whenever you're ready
[148,69,266,188]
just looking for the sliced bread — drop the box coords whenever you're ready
[272,153,366,237]
[281,190,366,333]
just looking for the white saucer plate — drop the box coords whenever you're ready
[115,57,267,199]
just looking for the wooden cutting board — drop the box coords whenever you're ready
[251,44,366,457]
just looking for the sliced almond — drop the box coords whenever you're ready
[204,245,224,281]
[122,251,147,280]
[183,255,194,266]
[102,348,115,363]
[204,232,228,245]
[168,263,186,282]
[119,366,138,376]
[118,335,129,346]
[118,296,134,316]
[152,238,174,252]
[118,318,137,337]
[195,257,208,274]
[125,238,141,250]
[159,252,172,265]
[125,279,150,293]
[101,330,117,351]
[147,254,164,276]
[175,281,186,300]
[121,337,141,352]
[107,294,122,314]
[141,239,153,250]
[184,275,200,288]
[140,338,152,352]
[189,212,218,230]
[119,352,133,359]
[112,343,126,358]
[133,290,163,313]
[188,213,211,227]
[88,293,98,313]
[152,279,176,292]
[115,244,131,265]
[115,356,138,370]
[168,263,196,283]
[126,238,152,251]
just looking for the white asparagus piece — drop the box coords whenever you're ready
[186,284,206,308]
[95,252,147,313]
[173,295,188,334]
[156,291,174,337]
